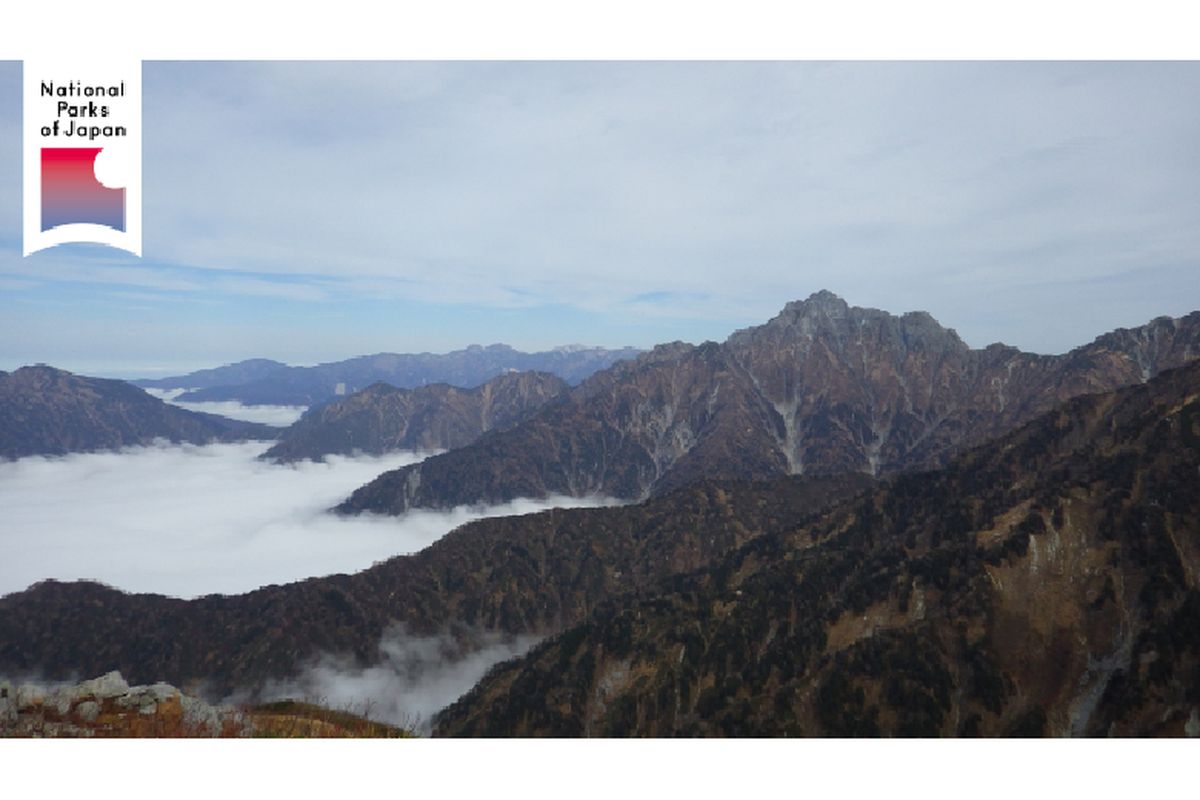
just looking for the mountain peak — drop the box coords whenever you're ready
[8,364,81,387]
[758,294,966,349]
[0,364,278,459]
[790,290,849,314]
[15,363,70,376]
[807,288,845,304]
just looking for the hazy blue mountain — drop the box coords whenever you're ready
[133,359,290,391]
[134,345,641,407]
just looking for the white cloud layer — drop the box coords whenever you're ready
[143,387,308,426]
[255,626,541,734]
[0,442,611,599]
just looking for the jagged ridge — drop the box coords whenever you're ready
[261,370,569,463]
[338,293,1200,515]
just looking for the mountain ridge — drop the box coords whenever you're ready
[0,473,871,698]
[261,370,569,462]
[0,366,280,459]
[5,358,1197,735]
[337,292,1200,515]
[135,344,642,407]
[433,358,1200,736]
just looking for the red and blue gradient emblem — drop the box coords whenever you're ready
[40,147,126,232]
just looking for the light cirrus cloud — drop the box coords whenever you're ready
[1,61,1199,359]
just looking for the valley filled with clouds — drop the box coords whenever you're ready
[143,387,309,426]
[0,441,609,598]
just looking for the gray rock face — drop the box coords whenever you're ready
[180,695,222,735]
[16,684,44,710]
[0,680,15,725]
[75,700,100,722]
[48,688,74,716]
[145,683,180,703]
[0,671,249,737]
[77,670,130,700]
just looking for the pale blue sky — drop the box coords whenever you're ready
[1,61,1198,377]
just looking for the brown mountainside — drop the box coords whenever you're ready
[262,370,569,463]
[0,473,869,698]
[434,359,1200,737]
[0,366,278,460]
[338,292,1200,515]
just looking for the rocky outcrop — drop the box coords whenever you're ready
[338,293,1200,515]
[261,370,569,463]
[0,671,409,737]
[0,366,279,459]
[0,671,248,737]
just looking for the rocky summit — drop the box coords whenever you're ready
[337,292,1200,515]
[261,370,568,463]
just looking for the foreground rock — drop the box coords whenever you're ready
[0,671,408,738]
[0,671,247,737]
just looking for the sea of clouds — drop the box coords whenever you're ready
[143,388,308,426]
[0,441,610,599]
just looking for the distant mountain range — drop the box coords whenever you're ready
[262,371,569,463]
[336,291,1200,515]
[0,366,278,459]
[133,358,292,392]
[132,344,642,407]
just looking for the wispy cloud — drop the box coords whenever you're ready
[255,625,541,734]
[142,388,308,426]
[2,61,1199,362]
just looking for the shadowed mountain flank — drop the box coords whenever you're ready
[262,371,569,463]
[435,361,1200,737]
[0,366,278,459]
[0,473,870,698]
